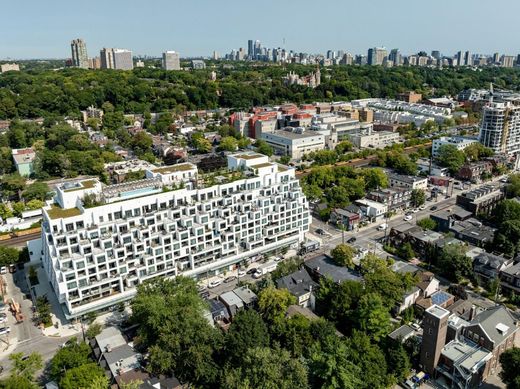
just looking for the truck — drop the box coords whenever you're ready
[9,299,24,323]
[253,263,278,278]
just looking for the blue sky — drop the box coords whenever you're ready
[2,0,520,59]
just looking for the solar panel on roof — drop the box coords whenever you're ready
[432,291,450,305]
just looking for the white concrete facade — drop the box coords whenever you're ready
[36,153,310,319]
[261,129,325,160]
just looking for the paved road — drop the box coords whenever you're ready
[0,232,41,248]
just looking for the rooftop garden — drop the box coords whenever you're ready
[47,204,82,219]
[63,179,97,192]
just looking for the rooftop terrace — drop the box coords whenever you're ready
[47,204,82,220]
[152,163,196,174]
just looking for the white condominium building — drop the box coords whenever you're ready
[479,102,520,155]
[34,154,310,318]
[431,136,479,159]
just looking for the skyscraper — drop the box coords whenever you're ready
[254,40,261,59]
[479,101,520,154]
[388,49,401,65]
[71,39,89,69]
[367,47,387,66]
[112,49,133,70]
[464,51,471,66]
[162,51,180,70]
[100,48,114,69]
[431,50,441,60]
[247,40,254,58]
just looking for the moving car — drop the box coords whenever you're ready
[377,223,387,231]
[246,268,258,275]
[347,237,357,243]
[403,215,413,221]
[430,206,438,211]
[419,205,426,210]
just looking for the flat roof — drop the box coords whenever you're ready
[269,130,321,140]
[234,153,265,160]
[152,163,196,174]
[63,179,96,192]
[426,305,450,319]
[47,205,82,220]
[250,162,273,169]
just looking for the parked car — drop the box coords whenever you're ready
[0,267,7,275]
[237,269,246,277]
[252,271,263,279]
[0,316,6,324]
[419,205,426,210]
[246,268,258,275]
[347,237,357,243]
[199,291,210,299]
[430,206,438,211]
[197,284,206,292]
[273,256,282,262]
[403,215,413,221]
[316,228,326,235]
[377,223,387,231]
[0,327,10,335]
[224,276,237,283]
[208,279,222,288]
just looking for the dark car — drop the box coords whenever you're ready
[246,268,258,275]
[347,237,356,243]
[199,291,210,299]
[430,206,438,211]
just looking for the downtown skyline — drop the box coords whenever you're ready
[2,0,520,59]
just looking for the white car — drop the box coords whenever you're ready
[412,208,419,213]
[0,267,6,275]
[403,215,413,221]
[419,205,426,210]
[252,271,263,279]
[237,269,246,277]
[377,223,387,231]
[208,279,222,288]
[0,327,10,335]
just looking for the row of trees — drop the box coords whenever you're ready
[2,65,520,119]
[130,271,413,389]
[434,142,494,174]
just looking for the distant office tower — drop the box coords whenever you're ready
[367,47,387,65]
[326,50,334,60]
[192,60,206,69]
[501,55,515,68]
[248,40,254,58]
[213,51,219,60]
[493,53,500,63]
[254,40,261,59]
[237,48,246,61]
[456,51,463,66]
[88,57,101,69]
[464,51,471,66]
[112,49,133,70]
[71,39,89,69]
[516,54,520,66]
[339,53,353,65]
[100,48,114,69]
[479,101,520,154]
[388,49,401,65]
[431,50,441,60]
[162,51,180,70]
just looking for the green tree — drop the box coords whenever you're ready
[49,339,91,382]
[59,363,108,389]
[464,143,493,162]
[131,132,153,156]
[223,347,309,389]
[506,174,520,199]
[397,242,416,261]
[356,293,392,342]
[25,199,44,210]
[255,139,274,157]
[1,174,26,200]
[219,136,238,151]
[0,375,39,389]
[0,203,13,220]
[0,246,19,266]
[258,286,296,324]
[85,322,103,339]
[416,217,437,230]
[499,347,520,389]
[193,136,212,153]
[410,189,426,207]
[435,144,466,174]
[361,168,388,190]
[385,340,412,382]
[225,310,269,364]
[9,352,42,382]
[331,244,356,268]
[131,277,222,387]
[22,182,50,201]
[279,155,291,165]
[438,244,471,282]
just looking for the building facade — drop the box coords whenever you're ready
[432,136,479,159]
[162,51,180,70]
[71,39,89,69]
[479,102,520,155]
[261,128,325,160]
[34,153,310,318]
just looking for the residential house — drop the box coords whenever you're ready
[276,269,318,309]
[388,324,416,343]
[12,148,36,176]
[450,219,496,248]
[329,208,361,231]
[366,188,412,212]
[500,262,520,296]
[473,252,513,283]
[456,185,504,215]
[389,225,443,259]
[233,286,258,309]
[219,291,244,317]
[457,161,493,183]
[304,254,362,284]
[388,174,428,190]
[355,199,387,222]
